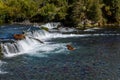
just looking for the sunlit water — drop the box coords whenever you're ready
[0,24,120,80]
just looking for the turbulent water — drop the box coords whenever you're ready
[0,23,120,80]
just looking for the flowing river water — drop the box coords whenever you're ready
[0,23,120,80]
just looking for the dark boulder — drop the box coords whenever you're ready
[0,45,3,59]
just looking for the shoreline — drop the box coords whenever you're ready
[5,21,120,29]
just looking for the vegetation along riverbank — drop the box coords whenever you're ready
[0,0,120,29]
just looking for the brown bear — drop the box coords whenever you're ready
[66,44,75,51]
[13,34,25,40]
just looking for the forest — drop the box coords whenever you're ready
[0,0,120,29]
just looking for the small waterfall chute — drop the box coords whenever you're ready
[41,22,61,29]
[0,22,80,57]
[0,37,43,57]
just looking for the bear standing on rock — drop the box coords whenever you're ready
[13,34,25,40]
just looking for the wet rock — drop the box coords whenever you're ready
[0,45,3,59]
[41,26,49,31]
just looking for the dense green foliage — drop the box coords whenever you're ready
[0,0,120,28]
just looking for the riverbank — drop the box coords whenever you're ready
[0,18,119,30]
[76,21,120,30]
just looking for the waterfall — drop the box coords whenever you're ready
[41,22,60,29]
[0,22,61,57]
[0,30,47,57]
[0,30,75,57]
[0,22,81,57]
[0,36,45,57]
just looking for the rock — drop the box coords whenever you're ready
[0,39,15,43]
[28,37,44,44]
[41,26,49,31]
[13,34,25,40]
[0,45,3,59]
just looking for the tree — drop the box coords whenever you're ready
[87,0,103,22]
[72,0,86,28]
[3,0,38,22]
[20,0,38,19]
[113,0,120,24]
[38,0,68,22]
[39,3,57,21]
[103,0,120,24]
[0,0,8,23]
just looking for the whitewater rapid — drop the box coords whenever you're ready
[2,30,120,57]
[0,29,84,57]
[1,22,120,58]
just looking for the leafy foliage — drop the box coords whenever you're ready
[0,0,119,27]
[103,0,120,24]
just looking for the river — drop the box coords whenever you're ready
[0,23,120,80]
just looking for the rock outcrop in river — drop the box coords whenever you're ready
[0,45,3,58]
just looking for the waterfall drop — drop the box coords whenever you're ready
[0,22,81,57]
[0,23,62,57]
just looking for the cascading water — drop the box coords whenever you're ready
[0,36,45,57]
[1,22,119,57]
[0,31,76,57]
[1,23,120,79]
[41,22,60,29]
[0,22,65,57]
